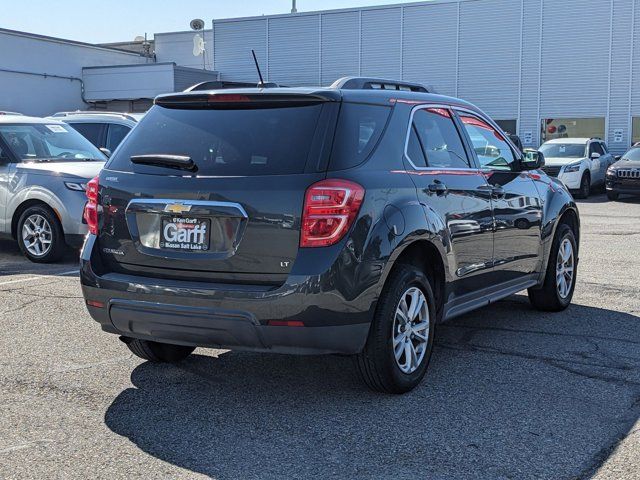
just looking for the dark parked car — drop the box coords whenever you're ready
[80,78,580,393]
[605,145,640,200]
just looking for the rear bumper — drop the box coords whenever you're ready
[80,235,374,355]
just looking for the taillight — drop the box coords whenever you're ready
[83,176,99,235]
[300,179,365,248]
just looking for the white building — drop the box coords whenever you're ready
[2,0,639,152]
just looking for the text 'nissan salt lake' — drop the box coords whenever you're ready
[80,77,580,393]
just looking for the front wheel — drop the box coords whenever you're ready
[528,223,577,311]
[355,264,436,394]
[606,190,619,201]
[575,173,591,199]
[17,205,65,263]
[124,338,195,363]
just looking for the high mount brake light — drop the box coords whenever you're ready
[83,176,99,235]
[207,94,250,103]
[300,179,365,248]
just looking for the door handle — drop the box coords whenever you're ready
[477,184,505,198]
[427,181,447,194]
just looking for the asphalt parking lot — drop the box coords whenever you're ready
[0,193,639,480]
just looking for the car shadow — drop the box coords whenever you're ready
[0,238,79,276]
[104,295,640,479]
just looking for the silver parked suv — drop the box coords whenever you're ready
[0,115,106,262]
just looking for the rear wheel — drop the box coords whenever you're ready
[528,223,577,311]
[575,172,591,199]
[124,338,195,363]
[606,190,619,201]
[355,264,436,394]
[17,205,65,263]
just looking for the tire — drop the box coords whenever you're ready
[355,264,436,394]
[125,338,195,363]
[16,205,65,263]
[528,223,577,312]
[575,172,591,199]
[606,191,619,201]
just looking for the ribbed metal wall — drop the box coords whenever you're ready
[401,2,458,96]
[540,0,610,117]
[206,0,638,152]
[458,0,520,120]
[609,0,635,148]
[631,0,640,116]
[320,12,360,85]
[213,19,267,82]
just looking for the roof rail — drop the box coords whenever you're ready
[51,111,139,122]
[330,76,429,93]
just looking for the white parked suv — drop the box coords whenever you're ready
[538,138,614,198]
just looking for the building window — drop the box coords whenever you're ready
[495,119,517,135]
[632,118,640,146]
[541,118,605,143]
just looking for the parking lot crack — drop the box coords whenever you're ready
[437,341,640,387]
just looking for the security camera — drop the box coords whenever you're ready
[190,19,205,31]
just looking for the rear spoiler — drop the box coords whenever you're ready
[155,92,340,109]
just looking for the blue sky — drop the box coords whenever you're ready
[2,0,424,44]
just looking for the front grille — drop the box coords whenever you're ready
[542,165,562,177]
[617,169,640,179]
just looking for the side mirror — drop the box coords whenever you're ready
[521,149,545,170]
[614,155,621,161]
[99,147,112,158]
[590,152,601,159]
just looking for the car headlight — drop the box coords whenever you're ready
[606,167,617,177]
[64,182,87,192]
[563,162,582,173]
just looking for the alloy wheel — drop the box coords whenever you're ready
[556,238,574,299]
[21,214,53,257]
[392,287,430,374]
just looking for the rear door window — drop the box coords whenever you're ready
[68,123,105,147]
[107,104,326,176]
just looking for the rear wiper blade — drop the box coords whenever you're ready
[130,154,196,172]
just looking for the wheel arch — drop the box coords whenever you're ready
[382,237,448,322]
[11,199,63,240]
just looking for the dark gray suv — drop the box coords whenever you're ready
[80,78,579,393]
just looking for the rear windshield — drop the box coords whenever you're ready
[106,104,324,176]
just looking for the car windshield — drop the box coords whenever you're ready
[621,148,640,161]
[0,123,106,162]
[539,143,585,158]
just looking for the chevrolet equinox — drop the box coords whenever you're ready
[80,77,580,393]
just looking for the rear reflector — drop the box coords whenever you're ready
[300,179,365,248]
[86,300,105,308]
[267,320,305,327]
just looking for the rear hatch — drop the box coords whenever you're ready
[97,91,340,284]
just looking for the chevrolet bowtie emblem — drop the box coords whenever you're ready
[164,203,192,214]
